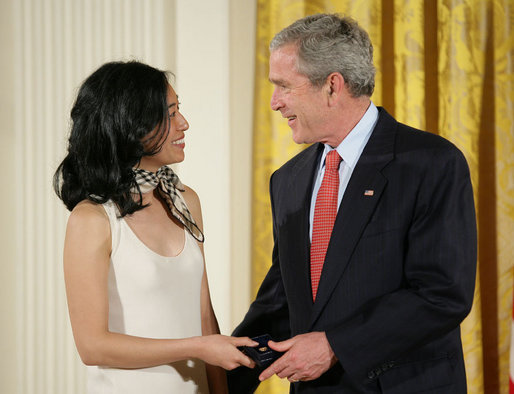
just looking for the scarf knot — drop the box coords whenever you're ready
[133,166,204,243]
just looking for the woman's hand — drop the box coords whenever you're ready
[195,335,258,370]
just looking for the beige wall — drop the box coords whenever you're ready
[173,0,255,335]
[0,1,18,393]
[0,0,255,392]
[229,0,256,330]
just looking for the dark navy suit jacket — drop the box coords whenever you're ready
[228,108,477,393]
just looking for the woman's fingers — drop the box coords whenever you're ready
[231,336,257,368]
[232,336,259,347]
[207,335,257,370]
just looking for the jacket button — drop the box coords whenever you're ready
[368,371,376,379]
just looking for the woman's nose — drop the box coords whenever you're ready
[178,112,189,131]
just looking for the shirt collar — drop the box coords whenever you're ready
[319,101,379,169]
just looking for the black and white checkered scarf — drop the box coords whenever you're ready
[132,166,204,243]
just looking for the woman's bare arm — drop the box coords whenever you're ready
[64,200,255,370]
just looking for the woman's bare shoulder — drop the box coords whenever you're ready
[67,200,110,231]
[64,200,112,260]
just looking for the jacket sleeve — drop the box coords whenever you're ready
[227,172,291,394]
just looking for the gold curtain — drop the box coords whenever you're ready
[250,0,514,393]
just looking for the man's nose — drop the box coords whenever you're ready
[270,89,282,111]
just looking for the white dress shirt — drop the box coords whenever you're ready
[309,102,379,241]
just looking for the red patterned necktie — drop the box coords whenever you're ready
[310,150,342,301]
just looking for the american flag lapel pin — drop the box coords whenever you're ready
[364,189,374,196]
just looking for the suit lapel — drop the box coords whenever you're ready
[309,108,397,328]
[283,144,323,318]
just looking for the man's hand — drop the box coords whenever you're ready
[258,332,337,383]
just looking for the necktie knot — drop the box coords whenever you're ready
[325,150,342,171]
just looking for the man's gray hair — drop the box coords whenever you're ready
[270,14,375,97]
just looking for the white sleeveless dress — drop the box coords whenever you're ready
[87,200,209,394]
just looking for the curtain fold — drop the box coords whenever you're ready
[251,1,513,393]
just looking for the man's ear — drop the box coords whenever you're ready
[325,72,345,105]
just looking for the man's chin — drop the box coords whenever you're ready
[291,131,306,145]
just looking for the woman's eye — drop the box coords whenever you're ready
[169,112,176,118]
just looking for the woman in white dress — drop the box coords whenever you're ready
[54,61,256,394]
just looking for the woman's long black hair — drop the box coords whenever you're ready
[53,61,170,216]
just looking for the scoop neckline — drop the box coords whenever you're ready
[121,218,188,259]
